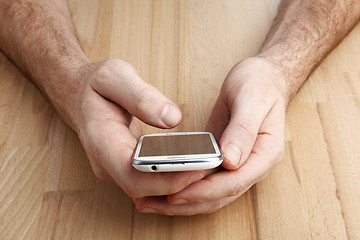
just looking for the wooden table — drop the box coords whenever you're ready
[1,0,360,239]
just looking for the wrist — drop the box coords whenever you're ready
[256,51,308,105]
[241,56,289,103]
[45,59,94,133]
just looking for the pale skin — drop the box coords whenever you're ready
[0,0,359,215]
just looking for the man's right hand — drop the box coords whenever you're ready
[74,58,205,198]
[0,1,204,199]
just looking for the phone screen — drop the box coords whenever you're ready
[139,134,216,157]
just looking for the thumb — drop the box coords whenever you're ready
[219,96,272,170]
[91,59,182,128]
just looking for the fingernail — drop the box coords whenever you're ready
[160,104,181,127]
[222,144,241,168]
[171,198,188,204]
[142,208,158,213]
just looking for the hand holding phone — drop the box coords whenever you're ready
[132,132,222,172]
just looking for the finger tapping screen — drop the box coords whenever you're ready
[138,134,216,157]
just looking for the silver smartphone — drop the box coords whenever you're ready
[132,132,223,172]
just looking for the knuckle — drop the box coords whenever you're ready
[126,191,138,199]
[205,202,222,214]
[224,120,258,152]
[93,168,109,182]
[122,184,141,198]
[267,141,284,166]
[233,120,258,143]
[103,58,122,66]
[134,85,157,112]
[165,181,185,195]
[228,184,242,198]
[94,59,137,85]
[96,60,114,81]
[165,210,176,216]
[167,186,180,195]
[134,202,143,212]
[106,58,137,73]
[273,147,284,166]
[257,137,284,167]
[225,177,247,198]
[102,58,129,70]
[118,138,137,157]
[159,173,194,195]
[259,172,270,182]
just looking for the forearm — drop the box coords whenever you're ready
[258,0,360,102]
[0,0,91,130]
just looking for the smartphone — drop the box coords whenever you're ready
[132,132,222,172]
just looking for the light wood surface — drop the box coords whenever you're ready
[1,0,360,239]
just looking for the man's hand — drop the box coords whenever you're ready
[75,58,205,198]
[0,1,205,199]
[132,0,360,215]
[133,57,287,214]
[1,0,359,215]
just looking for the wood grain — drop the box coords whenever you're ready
[1,0,360,239]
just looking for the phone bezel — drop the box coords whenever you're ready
[132,132,222,165]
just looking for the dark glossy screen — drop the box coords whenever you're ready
[139,134,216,157]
